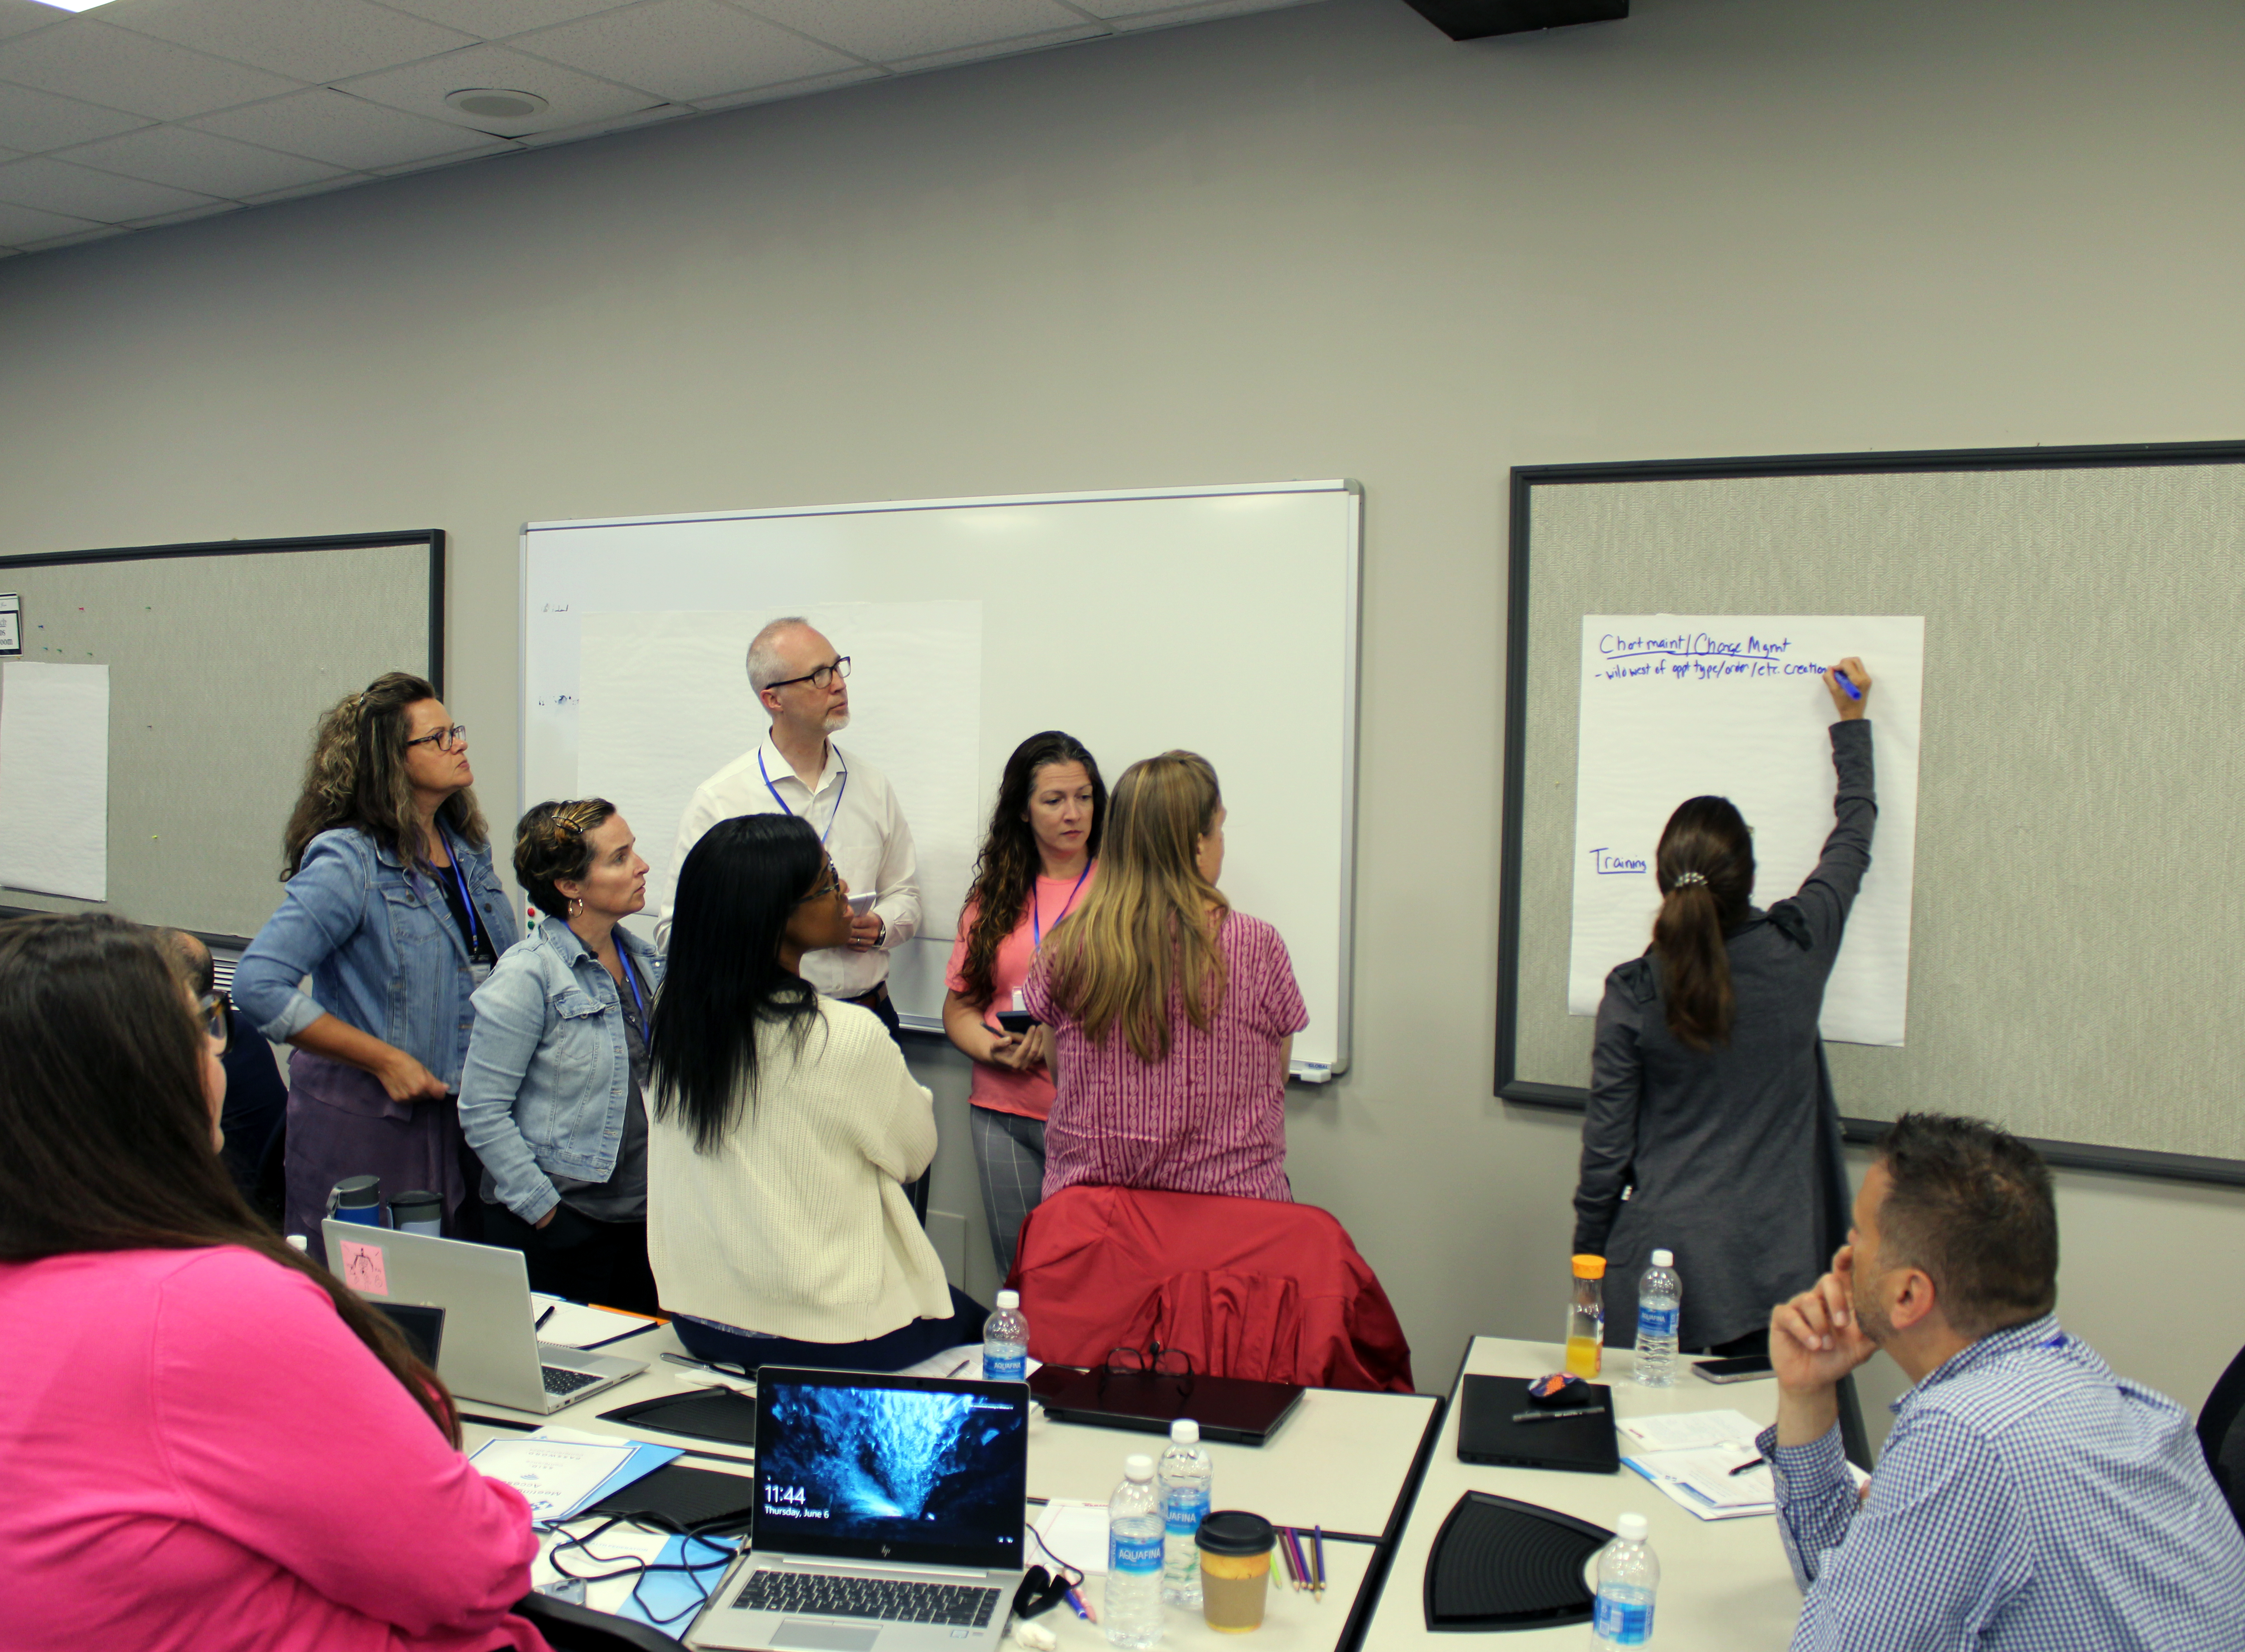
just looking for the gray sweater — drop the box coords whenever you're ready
[1573,718,1875,1350]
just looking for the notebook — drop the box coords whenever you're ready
[1027,1363,1305,1446]
[691,1366,1030,1652]
[1454,1374,1620,1474]
[321,1222,646,1414]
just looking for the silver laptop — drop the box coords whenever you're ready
[321,1221,647,1414]
[691,1365,1030,1652]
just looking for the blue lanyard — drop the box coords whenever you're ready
[757,747,848,847]
[435,821,482,956]
[1032,864,1092,950]
[615,944,648,1024]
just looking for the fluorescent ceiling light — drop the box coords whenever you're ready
[29,0,117,11]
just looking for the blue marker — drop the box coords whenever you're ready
[1832,666,1862,701]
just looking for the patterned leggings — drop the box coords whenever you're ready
[970,1106,1047,1280]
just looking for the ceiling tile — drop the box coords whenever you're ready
[57,124,351,199]
[512,99,696,147]
[0,197,101,246]
[1107,0,1310,26]
[189,88,517,170]
[365,142,524,176]
[0,154,220,221]
[888,23,1105,73]
[239,173,373,205]
[18,222,130,251]
[0,19,301,122]
[0,0,61,43]
[379,0,628,39]
[515,0,857,103]
[689,64,885,112]
[736,0,1089,63]
[0,81,152,152]
[337,41,664,135]
[123,198,242,229]
[100,0,477,84]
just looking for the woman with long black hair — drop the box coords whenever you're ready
[648,814,985,1372]
[0,914,543,1652]
[1573,658,1875,1355]
[942,731,1105,1275]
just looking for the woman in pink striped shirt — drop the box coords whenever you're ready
[1026,751,1308,1202]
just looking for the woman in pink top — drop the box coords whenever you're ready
[0,913,546,1652]
[1027,750,1308,1203]
[943,731,1106,1274]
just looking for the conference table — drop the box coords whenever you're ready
[459,1320,1443,1651]
[1360,1336,1807,1651]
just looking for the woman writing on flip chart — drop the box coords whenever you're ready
[0,914,545,1652]
[1572,657,1874,1355]
[942,731,1107,1275]
[1028,750,1308,1203]
[235,674,519,1259]
[458,799,663,1315]
[647,814,985,1373]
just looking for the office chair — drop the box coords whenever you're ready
[514,1592,692,1652]
[2199,1343,2245,1532]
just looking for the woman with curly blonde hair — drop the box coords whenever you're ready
[235,673,517,1257]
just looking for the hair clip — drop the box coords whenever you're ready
[1672,870,1708,888]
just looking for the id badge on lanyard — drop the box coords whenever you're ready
[469,960,494,987]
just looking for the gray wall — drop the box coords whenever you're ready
[4,0,2242,1438]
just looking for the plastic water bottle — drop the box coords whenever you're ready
[1590,1511,1659,1648]
[1158,1419,1214,1608]
[1633,1250,1681,1389]
[982,1289,1029,1381]
[1105,1454,1165,1648]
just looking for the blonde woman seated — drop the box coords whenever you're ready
[1027,750,1308,1202]
[646,814,986,1372]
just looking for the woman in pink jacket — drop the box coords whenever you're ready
[0,912,548,1652]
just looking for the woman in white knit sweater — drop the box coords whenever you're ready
[646,813,987,1373]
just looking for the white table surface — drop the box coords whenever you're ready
[1360,1336,1807,1652]
[465,1322,1440,1539]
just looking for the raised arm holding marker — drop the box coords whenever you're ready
[1832,666,1862,701]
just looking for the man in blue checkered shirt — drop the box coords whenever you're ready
[1761,1112,2245,1650]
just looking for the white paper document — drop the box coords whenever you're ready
[471,1435,640,1525]
[529,1293,656,1350]
[0,660,109,900]
[1033,1500,1112,1575]
[1614,1407,1764,1453]
[1567,616,1925,1047]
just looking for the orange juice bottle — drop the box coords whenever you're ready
[1566,1254,1607,1377]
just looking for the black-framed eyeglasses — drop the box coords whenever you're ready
[1100,1343,1195,1398]
[403,723,468,753]
[764,656,851,693]
[799,860,842,903]
[196,990,230,1052]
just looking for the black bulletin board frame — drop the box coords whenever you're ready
[1494,439,2245,1189]
[0,529,444,949]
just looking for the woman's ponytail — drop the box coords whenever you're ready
[1650,797,1754,1050]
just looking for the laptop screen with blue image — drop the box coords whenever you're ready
[752,1367,1029,1572]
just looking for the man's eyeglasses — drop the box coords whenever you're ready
[196,990,230,1053]
[764,657,851,693]
[403,724,468,753]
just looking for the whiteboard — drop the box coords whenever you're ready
[520,482,1361,1078]
[1566,614,1925,1046]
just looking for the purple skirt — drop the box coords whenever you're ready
[283,1049,468,1266]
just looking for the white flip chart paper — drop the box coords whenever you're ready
[577,603,983,952]
[0,660,109,901]
[1566,616,1924,1047]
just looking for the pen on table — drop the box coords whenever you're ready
[533,1305,555,1332]
[1728,1454,1768,1477]
[943,1358,971,1378]
[1511,1406,1603,1422]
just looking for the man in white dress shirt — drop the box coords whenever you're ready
[654,617,923,1042]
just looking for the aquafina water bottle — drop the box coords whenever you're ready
[1158,1419,1213,1607]
[982,1289,1029,1381]
[1632,1250,1681,1389]
[1590,1511,1659,1648]
[1105,1454,1165,1647]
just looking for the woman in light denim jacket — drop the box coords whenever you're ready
[459,799,662,1314]
[234,674,518,1259]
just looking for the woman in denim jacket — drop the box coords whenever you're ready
[235,674,518,1258]
[458,800,662,1314]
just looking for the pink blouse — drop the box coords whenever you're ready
[1027,911,1308,1202]
[0,1246,546,1652]
[945,869,1097,1121]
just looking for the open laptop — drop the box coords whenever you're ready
[320,1221,646,1414]
[692,1366,1030,1652]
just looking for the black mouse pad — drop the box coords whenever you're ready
[600,1388,758,1448]
[1424,1492,1609,1630]
[584,1462,758,1527]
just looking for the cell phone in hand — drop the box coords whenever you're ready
[995,1010,1039,1036]
[1693,1355,1775,1384]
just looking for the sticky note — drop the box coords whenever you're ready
[338,1239,388,1294]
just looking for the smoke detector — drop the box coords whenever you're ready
[444,89,550,121]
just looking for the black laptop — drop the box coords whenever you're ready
[1455,1374,1620,1474]
[1028,1364,1304,1446]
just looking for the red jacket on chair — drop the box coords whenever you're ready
[1005,1185,1414,1393]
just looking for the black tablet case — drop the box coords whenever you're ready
[599,1389,758,1449]
[1454,1374,1619,1474]
[1027,1365,1305,1446]
[584,1462,759,1528]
